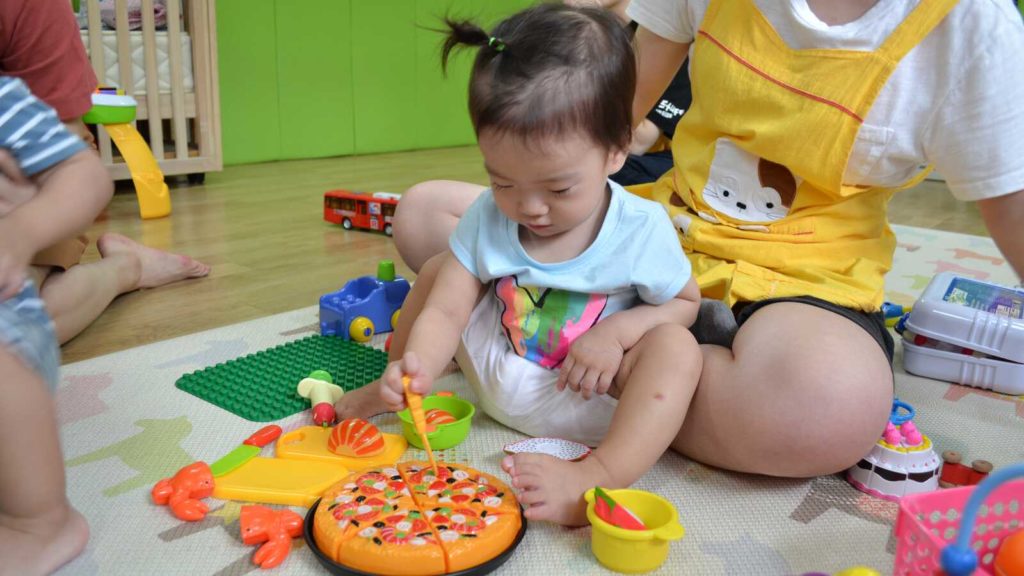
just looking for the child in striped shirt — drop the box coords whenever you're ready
[0,76,113,575]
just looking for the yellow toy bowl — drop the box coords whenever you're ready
[396,393,475,450]
[584,488,685,574]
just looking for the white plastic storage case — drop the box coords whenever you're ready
[902,272,1024,395]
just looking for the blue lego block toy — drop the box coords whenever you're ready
[320,260,411,342]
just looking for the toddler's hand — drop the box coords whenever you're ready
[379,352,434,412]
[556,328,624,400]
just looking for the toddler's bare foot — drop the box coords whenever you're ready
[0,503,89,576]
[502,452,613,526]
[334,380,391,421]
[97,232,209,290]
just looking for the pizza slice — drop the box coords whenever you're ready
[399,462,522,573]
[317,467,446,575]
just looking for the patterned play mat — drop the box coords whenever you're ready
[55,225,1022,575]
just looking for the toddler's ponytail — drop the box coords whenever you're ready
[441,19,503,74]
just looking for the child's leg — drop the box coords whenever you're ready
[393,181,483,273]
[334,252,450,420]
[0,348,89,575]
[504,323,702,526]
[35,233,209,344]
[671,302,893,476]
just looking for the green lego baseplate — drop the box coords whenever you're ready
[175,335,388,422]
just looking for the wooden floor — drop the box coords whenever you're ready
[63,146,987,363]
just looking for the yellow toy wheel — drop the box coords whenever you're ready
[349,317,375,342]
[390,309,401,331]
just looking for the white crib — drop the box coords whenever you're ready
[80,0,221,183]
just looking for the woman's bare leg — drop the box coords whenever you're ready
[672,302,893,476]
[393,180,483,273]
[34,233,209,345]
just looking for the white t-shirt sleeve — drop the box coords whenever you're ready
[633,210,693,305]
[924,15,1024,202]
[626,0,701,45]
[448,191,490,278]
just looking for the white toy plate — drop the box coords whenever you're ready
[503,438,592,462]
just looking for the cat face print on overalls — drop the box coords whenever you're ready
[701,138,800,224]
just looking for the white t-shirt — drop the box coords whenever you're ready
[627,0,1024,201]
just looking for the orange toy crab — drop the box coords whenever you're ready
[151,461,214,521]
[240,505,304,569]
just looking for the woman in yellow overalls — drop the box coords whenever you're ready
[356,0,1024,483]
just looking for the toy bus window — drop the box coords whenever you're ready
[382,203,396,218]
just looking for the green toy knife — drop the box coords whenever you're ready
[210,425,283,477]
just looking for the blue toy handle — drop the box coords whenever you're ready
[889,399,915,426]
[940,462,1024,576]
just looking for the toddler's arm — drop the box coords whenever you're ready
[379,252,484,411]
[0,150,112,298]
[977,190,1024,281]
[557,277,700,398]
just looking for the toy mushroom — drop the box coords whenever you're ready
[296,370,345,426]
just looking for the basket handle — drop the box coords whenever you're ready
[941,462,1024,576]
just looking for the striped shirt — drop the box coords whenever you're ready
[0,77,86,177]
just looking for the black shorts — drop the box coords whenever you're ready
[734,296,895,364]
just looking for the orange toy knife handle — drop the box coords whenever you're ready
[243,425,283,447]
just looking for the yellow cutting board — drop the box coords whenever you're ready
[275,426,408,470]
[212,457,349,507]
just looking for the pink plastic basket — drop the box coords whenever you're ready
[893,478,1024,575]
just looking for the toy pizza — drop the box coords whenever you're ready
[312,461,523,575]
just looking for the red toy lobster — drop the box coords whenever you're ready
[240,505,304,569]
[151,461,214,521]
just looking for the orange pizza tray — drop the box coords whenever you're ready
[303,498,528,576]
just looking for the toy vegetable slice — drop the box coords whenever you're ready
[593,486,647,530]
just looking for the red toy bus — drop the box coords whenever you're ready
[323,190,401,236]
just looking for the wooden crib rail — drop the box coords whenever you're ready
[81,0,221,181]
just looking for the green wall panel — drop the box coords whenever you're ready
[217,0,542,164]
[413,0,477,150]
[216,0,280,165]
[351,1,418,154]
[275,0,354,160]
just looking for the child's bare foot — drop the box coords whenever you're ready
[334,380,392,420]
[0,503,89,576]
[502,452,613,526]
[97,232,210,290]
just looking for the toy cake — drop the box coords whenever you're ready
[312,461,523,575]
[847,400,941,501]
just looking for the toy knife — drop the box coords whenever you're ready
[402,376,439,475]
[210,425,283,477]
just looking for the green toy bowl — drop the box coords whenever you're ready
[397,394,475,450]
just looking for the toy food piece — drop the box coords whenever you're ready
[240,505,303,569]
[995,529,1024,576]
[297,371,345,426]
[151,461,215,521]
[423,408,456,432]
[593,486,647,530]
[402,377,439,475]
[328,418,385,457]
[503,437,592,462]
[312,462,522,575]
[939,451,994,488]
